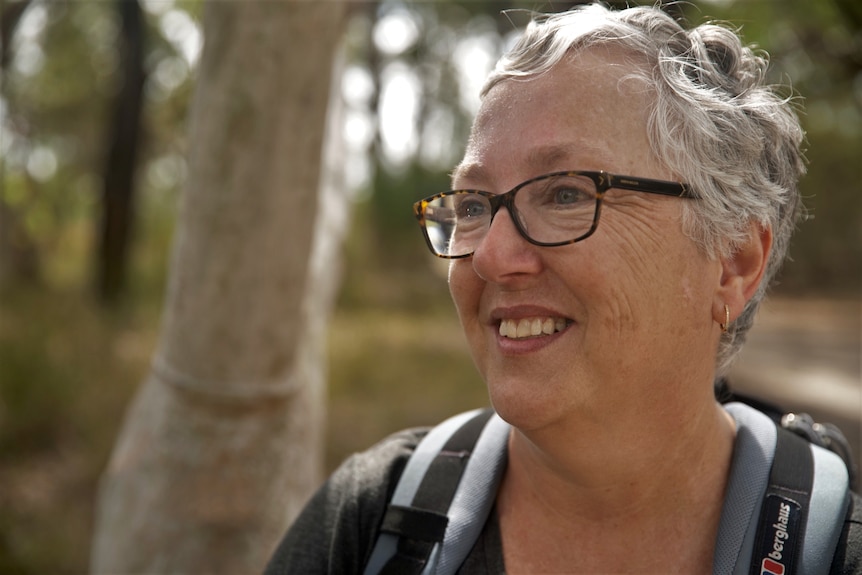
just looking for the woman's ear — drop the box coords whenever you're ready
[714,223,772,325]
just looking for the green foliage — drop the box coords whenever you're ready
[1,0,196,292]
[326,307,487,470]
[336,192,451,313]
[0,319,74,457]
[370,160,452,250]
[683,0,861,294]
[0,286,155,574]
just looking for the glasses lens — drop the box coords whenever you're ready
[419,173,599,257]
[422,192,492,257]
[514,173,598,244]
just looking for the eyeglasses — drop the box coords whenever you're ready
[413,170,697,259]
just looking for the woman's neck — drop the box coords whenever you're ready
[497,399,737,573]
[508,399,735,516]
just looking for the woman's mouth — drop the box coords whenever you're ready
[498,317,571,340]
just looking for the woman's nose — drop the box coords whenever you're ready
[470,208,543,283]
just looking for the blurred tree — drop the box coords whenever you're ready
[0,0,38,286]
[96,0,145,303]
[1,1,115,289]
[0,1,32,67]
[0,0,197,296]
[89,1,348,573]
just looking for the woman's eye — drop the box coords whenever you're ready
[458,198,488,218]
[554,187,588,205]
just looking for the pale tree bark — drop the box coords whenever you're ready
[90,2,348,574]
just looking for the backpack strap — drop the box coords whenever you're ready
[798,433,852,575]
[363,408,509,575]
[432,413,510,574]
[721,402,850,575]
[367,403,850,575]
[718,379,858,492]
[749,427,814,575]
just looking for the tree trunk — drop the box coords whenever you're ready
[90,2,348,573]
[96,0,146,303]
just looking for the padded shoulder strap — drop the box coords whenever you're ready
[432,413,510,574]
[749,427,814,575]
[799,436,852,575]
[363,408,510,575]
[720,402,850,575]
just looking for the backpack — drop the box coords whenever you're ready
[363,402,854,575]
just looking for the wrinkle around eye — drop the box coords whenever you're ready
[600,198,683,264]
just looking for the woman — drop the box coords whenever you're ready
[266,4,860,573]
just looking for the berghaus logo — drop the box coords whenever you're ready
[760,500,792,575]
[761,557,785,575]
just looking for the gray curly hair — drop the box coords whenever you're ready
[481,3,806,375]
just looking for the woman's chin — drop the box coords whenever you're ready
[487,381,571,433]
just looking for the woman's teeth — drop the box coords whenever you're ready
[498,317,568,339]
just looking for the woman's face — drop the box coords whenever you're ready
[448,49,724,433]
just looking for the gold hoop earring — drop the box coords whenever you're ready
[719,304,730,333]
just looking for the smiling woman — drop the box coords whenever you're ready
[265,4,861,574]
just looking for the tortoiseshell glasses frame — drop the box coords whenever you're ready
[413,170,697,259]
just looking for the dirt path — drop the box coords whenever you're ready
[729,297,861,479]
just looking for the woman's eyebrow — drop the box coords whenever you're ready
[523,143,614,172]
[450,148,570,188]
[451,143,613,188]
[523,145,573,172]
[453,145,577,179]
[450,162,488,188]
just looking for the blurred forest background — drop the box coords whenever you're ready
[0,0,859,573]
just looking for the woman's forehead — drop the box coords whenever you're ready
[457,55,657,187]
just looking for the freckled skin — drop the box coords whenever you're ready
[447,48,724,436]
